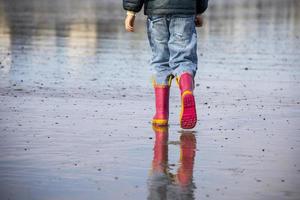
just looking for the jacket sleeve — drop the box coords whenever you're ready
[123,0,145,12]
[196,0,208,14]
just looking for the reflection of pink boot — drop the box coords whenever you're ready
[152,125,168,172]
[152,85,170,126]
[178,73,197,129]
[177,132,196,187]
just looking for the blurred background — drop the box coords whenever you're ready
[0,0,299,92]
[0,0,300,199]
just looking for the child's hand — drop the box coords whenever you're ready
[125,12,136,32]
[195,15,203,27]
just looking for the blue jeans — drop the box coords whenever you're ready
[147,15,198,86]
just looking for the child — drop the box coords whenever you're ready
[123,0,208,129]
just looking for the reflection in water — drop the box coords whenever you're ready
[0,0,142,89]
[148,126,197,200]
[0,1,11,74]
[0,0,300,199]
[65,22,98,77]
[0,0,299,89]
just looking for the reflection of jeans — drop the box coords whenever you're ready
[147,15,198,85]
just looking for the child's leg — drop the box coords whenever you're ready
[168,15,198,129]
[147,16,172,126]
[147,16,173,86]
[168,15,198,78]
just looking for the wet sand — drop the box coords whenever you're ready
[0,0,300,199]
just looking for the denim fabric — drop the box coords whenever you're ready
[147,15,198,85]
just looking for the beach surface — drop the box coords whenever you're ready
[0,0,300,199]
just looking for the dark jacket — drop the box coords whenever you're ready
[123,0,208,15]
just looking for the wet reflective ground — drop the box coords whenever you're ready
[0,0,300,199]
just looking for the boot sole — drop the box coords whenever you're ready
[180,91,197,129]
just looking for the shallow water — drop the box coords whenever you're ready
[0,0,300,199]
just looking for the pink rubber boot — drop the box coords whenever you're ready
[152,85,170,126]
[178,73,197,129]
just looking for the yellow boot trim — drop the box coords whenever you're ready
[152,75,174,88]
[167,75,174,86]
[176,76,180,87]
[152,118,168,126]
